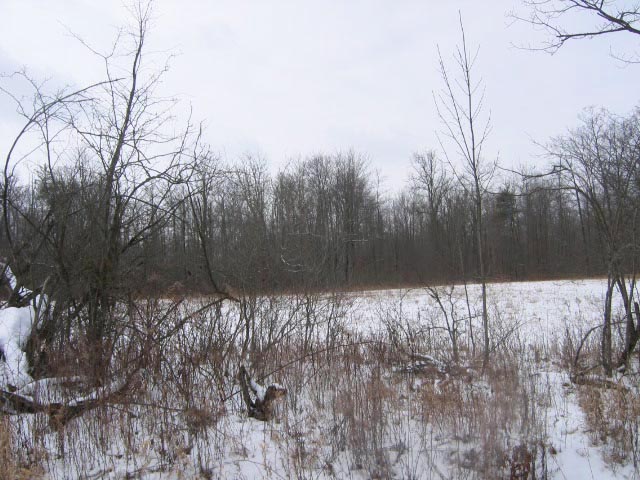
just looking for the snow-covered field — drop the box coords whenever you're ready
[352,278,610,338]
[2,277,639,479]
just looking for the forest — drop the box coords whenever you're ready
[3,144,613,295]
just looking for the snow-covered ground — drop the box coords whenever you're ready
[351,278,611,339]
[2,277,638,479]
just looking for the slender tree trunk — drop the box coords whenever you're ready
[602,275,614,376]
[477,194,489,370]
[616,275,639,367]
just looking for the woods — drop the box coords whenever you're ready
[1,145,616,293]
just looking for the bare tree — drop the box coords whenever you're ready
[411,151,451,276]
[333,152,372,285]
[1,1,197,382]
[434,13,495,369]
[547,107,640,373]
[186,149,234,296]
[517,0,640,61]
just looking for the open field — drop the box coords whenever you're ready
[2,278,639,479]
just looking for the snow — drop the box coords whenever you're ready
[2,276,639,479]
[541,370,636,479]
[0,264,36,390]
[351,278,611,333]
[17,376,84,403]
[250,377,267,402]
[0,306,35,390]
[67,377,127,407]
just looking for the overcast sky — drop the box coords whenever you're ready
[1,0,638,190]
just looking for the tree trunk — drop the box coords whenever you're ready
[602,277,614,376]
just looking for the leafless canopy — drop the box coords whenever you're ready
[517,0,640,60]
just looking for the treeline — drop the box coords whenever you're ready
[3,148,605,296]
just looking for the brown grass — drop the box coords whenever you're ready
[1,285,637,478]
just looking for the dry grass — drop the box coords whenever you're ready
[0,417,44,479]
[579,380,640,466]
[0,288,638,478]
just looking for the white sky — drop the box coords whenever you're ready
[1,0,638,190]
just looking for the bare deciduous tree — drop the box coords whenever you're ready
[517,0,640,61]
[411,150,451,276]
[1,1,197,383]
[548,107,640,373]
[434,13,495,369]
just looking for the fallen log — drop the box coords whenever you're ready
[0,374,136,427]
[570,372,628,391]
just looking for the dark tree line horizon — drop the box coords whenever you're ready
[2,141,611,297]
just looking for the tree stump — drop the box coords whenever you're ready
[238,366,286,421]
